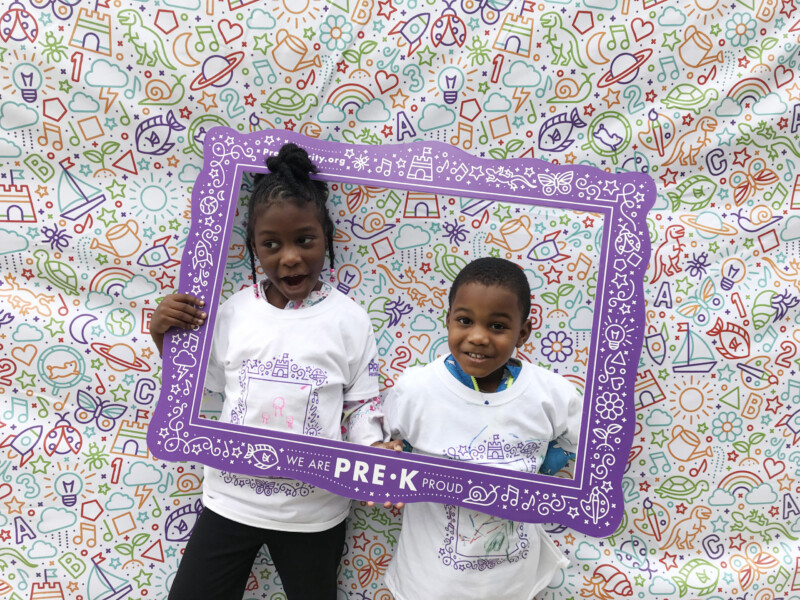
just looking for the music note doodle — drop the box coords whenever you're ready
[38,123,63,151]
[73,522,97,547]
[657,57,680,82]
[648,451,672,475]
[606,25,630,51]
[194,25,220,52]
[450,122,473,150]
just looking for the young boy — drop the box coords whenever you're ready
[382,257,583,600]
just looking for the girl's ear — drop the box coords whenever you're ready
[516,318,532,348]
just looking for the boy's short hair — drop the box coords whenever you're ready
[448,257,531,320]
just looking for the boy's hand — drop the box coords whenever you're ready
[371,439,404,452]
[368,440,405,509]
[149,293,206,354]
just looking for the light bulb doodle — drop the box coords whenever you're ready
[54,472,84,507]
[438,66,465,104]
[12,63,43,102]
[719,257,746,291]
[604,324,627,350]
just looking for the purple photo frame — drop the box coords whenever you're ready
[147,127,655,536]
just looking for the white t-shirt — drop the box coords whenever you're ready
[382,356,582,600]
[202,285,383,532]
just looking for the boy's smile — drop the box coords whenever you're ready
[446,282,532,393]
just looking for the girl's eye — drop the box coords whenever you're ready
[263,241,278,249]
[298,236,314,245]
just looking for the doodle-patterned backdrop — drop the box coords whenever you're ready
[0,0,799,598]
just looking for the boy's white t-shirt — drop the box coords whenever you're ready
[202,285,383,532]
[382,356,582,600]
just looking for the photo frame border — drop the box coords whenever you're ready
[147,127,655,536]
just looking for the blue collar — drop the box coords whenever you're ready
[443,354,521,392]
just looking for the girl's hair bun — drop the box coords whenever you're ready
[265,142,317,185]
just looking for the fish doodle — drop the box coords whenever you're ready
[135,110,185,156]
[244,443,280,470]
[538,108,586,153]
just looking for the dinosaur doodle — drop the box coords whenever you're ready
[659,506,711,550]
[541,12,587,68]
[0,275,55,317]
[377,265,447,309]
[650,225,685,284]
[663,117,717,166]
[119,9,177,69]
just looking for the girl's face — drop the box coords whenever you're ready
[251,200,327,309]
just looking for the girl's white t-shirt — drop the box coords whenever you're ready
[382,356,582,600]
[202,285,382,532]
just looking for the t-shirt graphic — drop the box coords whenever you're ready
[440,430,542,570]
[230,354,327,436]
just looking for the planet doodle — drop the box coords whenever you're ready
[679,211,738,238]
[189,52,246,90]
[596,49,653,88]
[90,342,150,372]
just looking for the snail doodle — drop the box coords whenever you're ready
[0,1,799,599]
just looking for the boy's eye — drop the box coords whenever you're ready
[456,317,472,325]
[490,322,509,330]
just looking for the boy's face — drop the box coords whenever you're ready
[446,282,532,393]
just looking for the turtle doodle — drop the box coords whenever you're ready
[662,84,719,115]
[33,249,79,296]
[654,474,709,503]
[259,88,320,121]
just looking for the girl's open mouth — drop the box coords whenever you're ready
[282,274,307,287]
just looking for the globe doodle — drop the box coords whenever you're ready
[105,307,136,337]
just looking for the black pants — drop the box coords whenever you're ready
[168,508,346,600]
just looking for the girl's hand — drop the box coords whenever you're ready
[149,293,207,354]
[367,440,405,509]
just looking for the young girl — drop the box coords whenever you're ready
[150,143,391,600]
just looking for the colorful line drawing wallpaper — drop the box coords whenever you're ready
[0,0,797,598]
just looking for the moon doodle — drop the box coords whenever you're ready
[586,31,610,66]
[173,32,201,67]
[68,313,98,345]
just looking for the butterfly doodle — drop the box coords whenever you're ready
[537,171,574,196]
[676,277,723,326]
[352,541,392,588]
[30,0,80,20]
[74,390,128,432]
[460,0,513,25]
